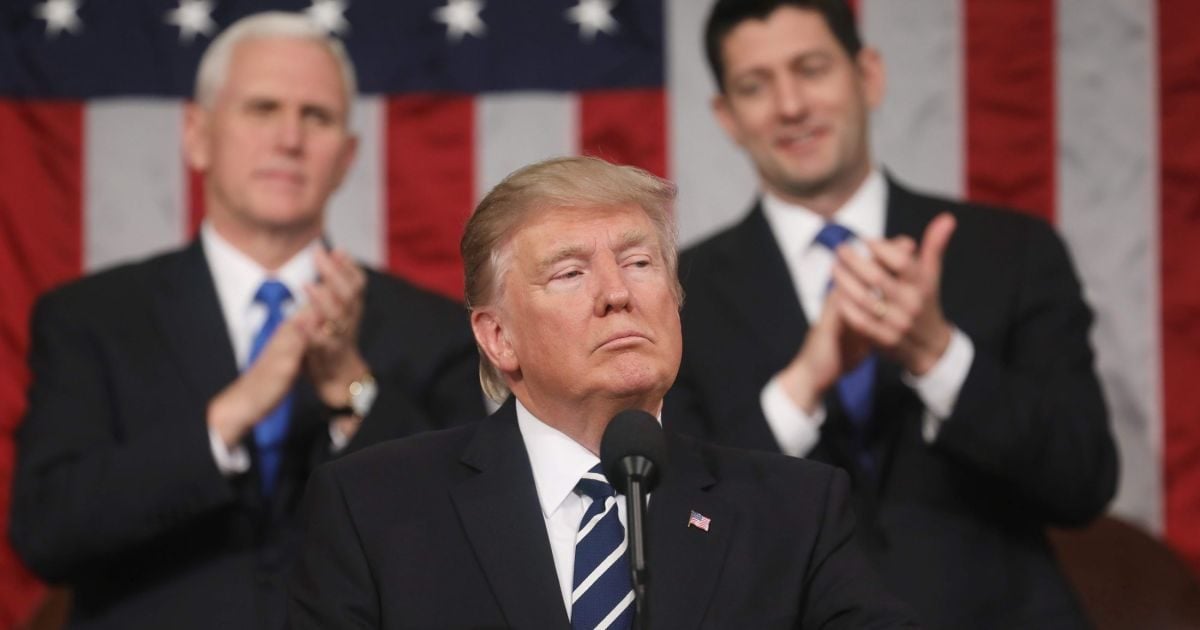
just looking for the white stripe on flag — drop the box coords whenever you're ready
[667,0,758,247]
[1056,0,1161,532]
[327,96,384,267]
[862,0,965,198]
[85,99,186,271]
[476,92,575,205]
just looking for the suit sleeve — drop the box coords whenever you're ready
[934,220,1118,526]
[288,462,380,630]
[799,468,918,629]
[9,293,237,582]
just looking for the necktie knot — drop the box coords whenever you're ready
[576,464,615,503]
[814,223,856,250]
[254,280,291,312]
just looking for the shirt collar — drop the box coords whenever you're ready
[515,399,601,520]
[761,168,888,253]
[200,221,321,312]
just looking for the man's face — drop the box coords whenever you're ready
[185,37,357,236]
[713,7,882,204]
[478,204,682,412]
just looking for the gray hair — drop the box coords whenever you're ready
[461,155,682,403]
[194,11,358,110]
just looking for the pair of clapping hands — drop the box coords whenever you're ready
[209,248,369,447]
[780,213,958,413]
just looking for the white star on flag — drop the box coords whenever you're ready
[307,0,350,36]
[164,0,216,44]
[565,0,618,42]
[33,0,83,38]
[432,0,485,43]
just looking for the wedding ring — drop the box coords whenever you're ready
[872,298,888,319]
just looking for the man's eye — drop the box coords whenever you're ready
[304,108,335,126]
[798,60,832,79]
[733,79,764,97]
[554,270,583,281]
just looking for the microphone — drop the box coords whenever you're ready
[600,410,666,630]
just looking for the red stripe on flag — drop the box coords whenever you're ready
[187,167,205,239]
[1159,0,1200,578]
[579,89,668,178]
[0,100,84,625]
[385,95,474,300]
[963,0,1056,223]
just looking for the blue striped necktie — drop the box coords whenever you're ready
[247,280,293,498]
[571,464,634,630]
[815,223,878,473]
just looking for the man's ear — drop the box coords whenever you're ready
[471,308,519,374]
[182,103,211,171]
[331,133,358,190]
[711,93,745,148]
[856,47,886,111]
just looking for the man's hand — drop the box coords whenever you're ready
[207,309,316,447]
[776,289,874,413]
[304,248,370,413]
[830,212,957,376]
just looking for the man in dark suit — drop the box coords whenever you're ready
[664,1,1119,628]
[9,12,482,629]
[289,156,916,629]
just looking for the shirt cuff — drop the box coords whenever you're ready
[761,377,826,458]
[209,427,250,476]
[900,327,975,443]
[329,423,352,453]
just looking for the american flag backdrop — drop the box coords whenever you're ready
[1,0,1198,622]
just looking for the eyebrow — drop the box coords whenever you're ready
[535,243,594,276]
[532,230,654,275]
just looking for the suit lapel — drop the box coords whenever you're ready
[700,204,808,367]
[451,403,570,630]
[646,433,734,630]
[151,240,238,402]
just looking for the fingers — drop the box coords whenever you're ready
[918,212,956,280]
[314,247,366,305]
[306,248,365,342]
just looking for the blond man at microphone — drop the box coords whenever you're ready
[290,156,915,629]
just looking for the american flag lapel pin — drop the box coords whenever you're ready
[687,510,711,532]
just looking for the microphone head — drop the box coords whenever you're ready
[600,409,666,495]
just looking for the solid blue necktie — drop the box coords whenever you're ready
[571,464,634,630]
[815,223,877,472]
[247,280,293,498]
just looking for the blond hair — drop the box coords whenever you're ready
[461,156,682,402]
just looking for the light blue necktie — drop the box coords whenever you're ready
[815,223,877,473]
[571,464,634,630]
[246,280,293,498]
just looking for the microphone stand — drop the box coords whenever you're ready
[622,460,652,630]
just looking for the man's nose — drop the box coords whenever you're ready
[775,77,808,120]
[275,112,304,153]
[594,262,632,316]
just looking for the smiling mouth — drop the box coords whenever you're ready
[775,127,826,149]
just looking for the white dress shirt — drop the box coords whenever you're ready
[757,169,975,457]
[516,400,637,619]
[200,223,333,474]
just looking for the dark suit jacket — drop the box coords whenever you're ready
[288,400,917,629]
[9,240,484,629]
[664,179,1119,629]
